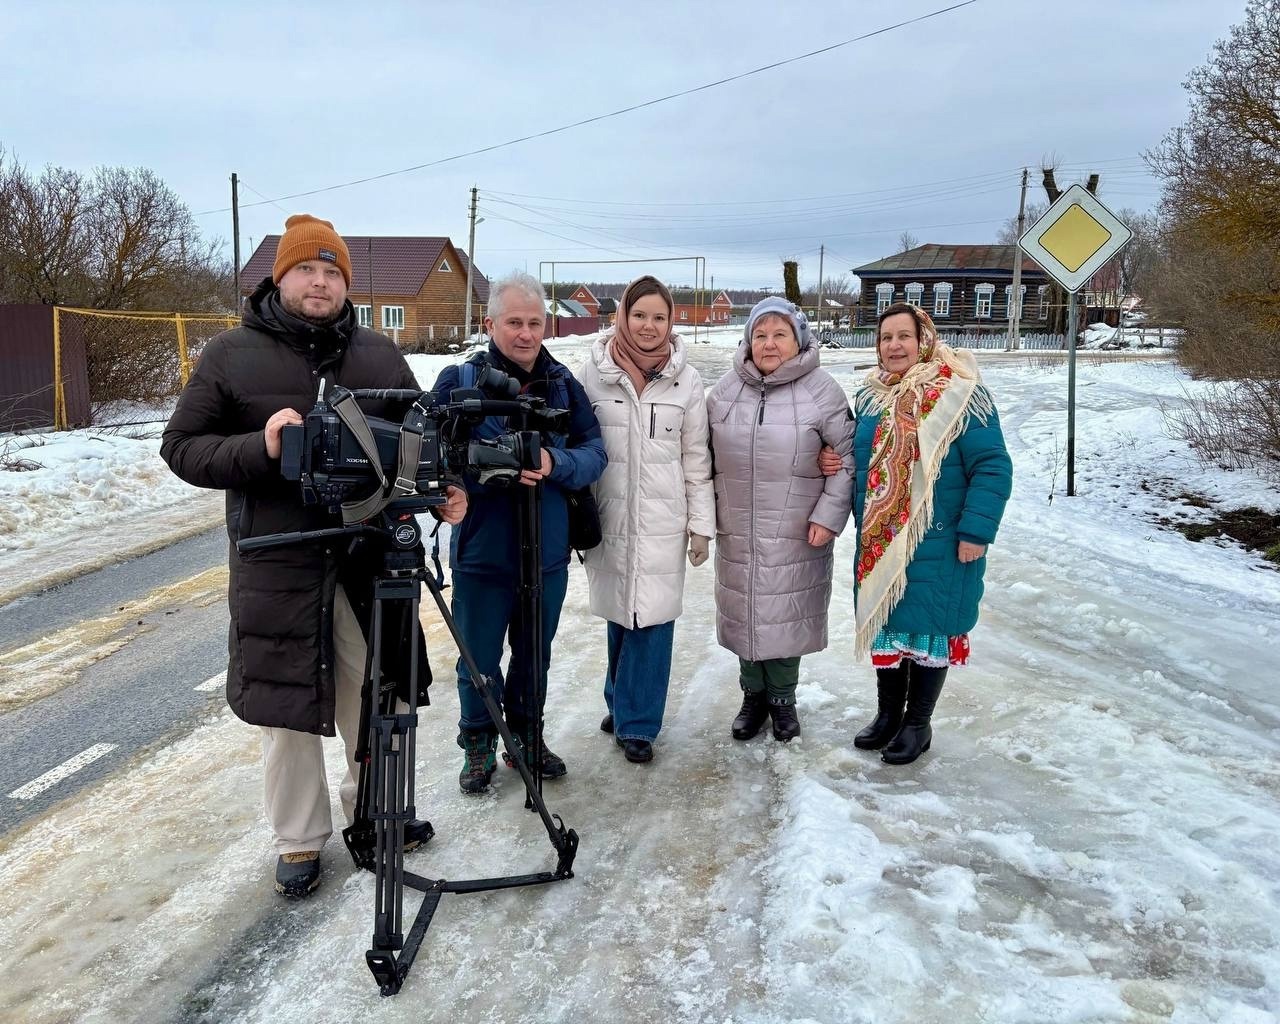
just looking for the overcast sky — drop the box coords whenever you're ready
[0,0,1242,290]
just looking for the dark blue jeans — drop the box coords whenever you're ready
[451,568,569,734]
[604,619,675,742]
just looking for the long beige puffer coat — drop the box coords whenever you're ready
[706,342,854,661]
[578,332,715,628]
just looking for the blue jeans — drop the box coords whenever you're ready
[451,569,569,733]
[604,620,675,742]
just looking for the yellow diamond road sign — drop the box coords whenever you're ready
[1019,183,1132,293]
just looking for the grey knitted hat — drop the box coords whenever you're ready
[744,296,814,350]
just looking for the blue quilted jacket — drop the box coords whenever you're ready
[852,393,1013,634]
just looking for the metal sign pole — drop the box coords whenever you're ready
[1066,289,1079,497]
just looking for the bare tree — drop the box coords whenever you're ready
[995,201,1047,245]
[0,147,231,311]
[87,166,226,310]
[1145,0,1280,472]
[0,147,93,304]
[1112,208,1161,299]
[801,273,853,306]
[897,230,919,253]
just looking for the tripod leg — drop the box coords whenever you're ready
[364,578,419,954]
[343,590,381,869]
[516,482,545,804]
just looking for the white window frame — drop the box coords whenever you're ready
[355,304,373,328]
[974,283,994,319]
[1038,284,1050,320]
[875,283,894,314]
[905,282,924,308]
[438,259,452,272]
[1004,284,1027,319]
[680,309,688,321]
[382,305,405,330]
[933,282,952,317]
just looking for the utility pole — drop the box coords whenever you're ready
[463,185,479,339]
[1007,167,1027,351]
[815,244,825,328]
[231,173,241,309]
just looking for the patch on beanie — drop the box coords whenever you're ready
[318,248,337,263]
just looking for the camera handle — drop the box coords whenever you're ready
[236,516,578,998]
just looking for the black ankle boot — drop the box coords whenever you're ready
[882,666,946,765]
[854,667,908,750]
[731,689,769,740]
[769,697,801,742]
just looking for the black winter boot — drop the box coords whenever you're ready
[854,667,908,750]
[731,689,770,740]
[502,721,568,779]
[769,697,801,742]
[615,736,654,763]
[882,666,947,765]
[403,819,435,851]
[275,851,321,897]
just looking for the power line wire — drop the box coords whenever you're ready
[195,0,979,216]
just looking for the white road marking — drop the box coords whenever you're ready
[194,671,226,693]
[8,743,118,800]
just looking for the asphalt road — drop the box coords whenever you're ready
[0,528,229,834]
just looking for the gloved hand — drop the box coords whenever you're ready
[688,534,710,567]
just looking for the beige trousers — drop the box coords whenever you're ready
[260,585,367,855]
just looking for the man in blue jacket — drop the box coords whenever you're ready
[433,272,606,794]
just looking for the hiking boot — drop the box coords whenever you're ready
[731,689,770,740]
[600,712,615,734]
[275,851,320,898]
[457,730,498,794]
[403,819,435,851]
[502,733,568,779]
[616,736,653,763]
[769,698,801,742]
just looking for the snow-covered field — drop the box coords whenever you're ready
[1,339,1278,1023]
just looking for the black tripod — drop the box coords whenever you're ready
[238,507,577,997]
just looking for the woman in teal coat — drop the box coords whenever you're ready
[827,302,1012,764]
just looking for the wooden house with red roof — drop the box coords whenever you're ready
[240,235,489,349]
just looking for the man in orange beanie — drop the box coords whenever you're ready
[161,214,466,898]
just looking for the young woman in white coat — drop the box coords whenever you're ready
[577,276,715,763]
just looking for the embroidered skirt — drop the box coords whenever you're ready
[869,628,970,669]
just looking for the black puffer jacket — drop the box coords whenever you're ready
[161,278,431,735]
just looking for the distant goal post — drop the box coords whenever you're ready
[538,256,710,344]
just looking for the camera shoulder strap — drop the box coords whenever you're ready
[332,390,427,525]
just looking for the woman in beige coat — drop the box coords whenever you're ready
[577,276,715,763]
[706,297,854,742]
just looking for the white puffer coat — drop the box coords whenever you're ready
[577,332,715,628]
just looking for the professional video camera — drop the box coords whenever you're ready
[279,357,568,519]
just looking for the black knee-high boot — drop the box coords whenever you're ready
[854,666,908,749]
[882,664,947,765]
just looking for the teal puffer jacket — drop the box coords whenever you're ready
[852,395,1013,635]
